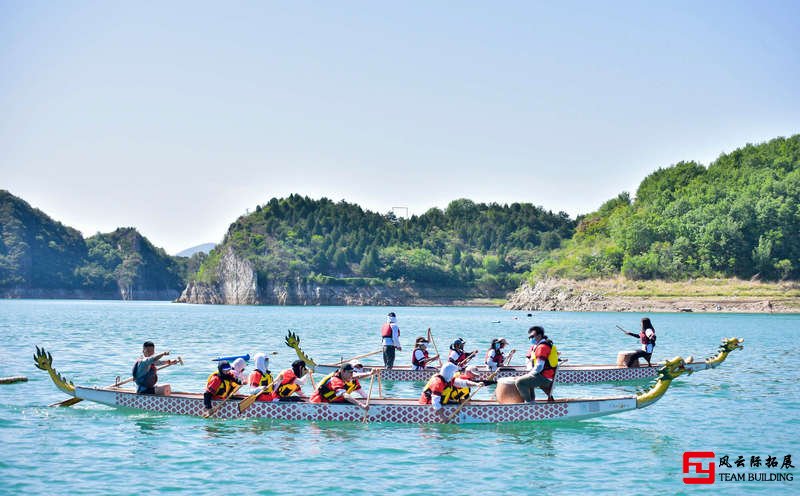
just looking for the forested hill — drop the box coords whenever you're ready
[0,190,192,299]
[532,134,800,282]
[192,197,574,294]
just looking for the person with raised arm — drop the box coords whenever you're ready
[132,341,178,395]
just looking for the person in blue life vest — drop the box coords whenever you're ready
[622,317,657,367]
[132,341,178,395]
[514,326,558,403]
[380,312,402,369]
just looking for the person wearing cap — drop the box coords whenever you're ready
[132,341,177,395]
[246,353,276,402]
[485,338,510,372]
[310,363,367,405]
[449,365,490,403]
[272,359,311,401]
[411,336,439,371]
[231,357,248,382]
[380,311,402,369]
[419,363,489,420]
[514,326,558,403]
[203,361,242,409]
[448,338,478,370]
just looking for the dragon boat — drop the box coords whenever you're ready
[290,334,745,384]
[34,342,739,424]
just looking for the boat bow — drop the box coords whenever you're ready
[34,346,75,396]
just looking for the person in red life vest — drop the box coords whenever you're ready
[412,336,439,370]
[203,361,242,410]
[419,363,491,420]
[231,357,248,383]
[514,326,558,403]
[448,338,478,370]
[132,341,178,395]
[622,317,657,367]
[246,353,277,402]
[271,359,310,402]
[484,337,509,372]
[310,363,368,406]
[380,312,402,369]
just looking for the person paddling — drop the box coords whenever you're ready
[203,361,242,410]
[484,338,509,372]
[411,336,438,370]
[621,317,657,367]
[246,353,276,402]
[310,363,367,404]
[448,338,477,370]
[272,360,310,402]
[419,363,488,420]
[132,341,178,395]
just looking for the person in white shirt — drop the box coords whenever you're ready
[623,317,657,367]
[380,312,402,369]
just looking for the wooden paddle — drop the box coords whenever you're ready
[237,378,276,413]
[503,349,516,366]
[361,373,376,423]
[444,368,500,424]
[427,328,444,368]
[51,357,183,407]
[331,349,383,366]
[203,383,242,418]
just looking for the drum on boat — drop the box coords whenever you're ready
[496,377,524,404]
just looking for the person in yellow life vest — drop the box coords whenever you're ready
[514,326,558,403]
[449,365,485,403]
[203,361,242,410]
[419,363,488,420]
[246,353,276,402]
[272,360,311,402]
[310,363,368,407]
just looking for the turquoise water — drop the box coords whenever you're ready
[1,300,797,494]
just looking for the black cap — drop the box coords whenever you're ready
[388,312,396,317]
[340,363,354,372]
[528,326,545,338]
[218,361,231,374]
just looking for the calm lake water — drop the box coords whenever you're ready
[0,300,797,494]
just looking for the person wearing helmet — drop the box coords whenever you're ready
[203,361,242,410]
[419,363,487,420]
[380,312,402,369]
[271,359,311,402]
[411,336,439,370]
[448,338,477,370]
[485,338,511,372]
[231,357,248,382]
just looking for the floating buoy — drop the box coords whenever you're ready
[0,376,28,384]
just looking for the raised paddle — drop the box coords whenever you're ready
[51,356,184,407]
[203,383,242,418]
[503,349,516,366]
[427,328,444,368]
[444,368,500,424]
[331,349,383,366]
[237,378,276,413]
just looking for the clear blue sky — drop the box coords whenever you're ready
[2,1,798,254]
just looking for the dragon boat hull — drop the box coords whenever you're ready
[74,386,638,423]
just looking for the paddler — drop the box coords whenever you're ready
[203,361,242,410]
[448,338,478,370]
[132,341,178,395]
[419,363,489,420]
[411,336,438,370]
[514,326,558,403]
[310,363,367,404]
[621,317,657,367]
[271,359,310,402]
[246,353,276,402]
[448,365,489,403]
[484,337,509,372]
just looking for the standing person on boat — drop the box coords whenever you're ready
[246,353,276,402]
[622,317,657,367]
[514,326,558,403]
[272,359,310,402]
[419,363,486,419]
[310,363,368,404]
[132,341,177,395]
[484,338,509,372]
[448,338,478,370]
[412,336,438,370]
[380,311,402,369]
[203,361,242,410]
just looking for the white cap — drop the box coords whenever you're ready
[440,363,458,382]
[464,365,480,378]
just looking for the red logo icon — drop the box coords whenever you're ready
[683,451,716,484]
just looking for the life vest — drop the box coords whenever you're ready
[448,372,471,403]
[206,372,238,399]
[316,372,346,402]
[412,348,429,367]
[485,349,504,367]
[132,359,157,389]
[345,378,361,394]
[421,374,457,405]
[449,350,467,366]
[275,369,300,397]
[641,330,656,346]
[381,323,397,339]
[249,369,275,394]
[532,340,558,378]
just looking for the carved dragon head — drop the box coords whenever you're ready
[34,346,75,395]
[705,337,744,367]
[636,355,686,408]
[285,331,317,369]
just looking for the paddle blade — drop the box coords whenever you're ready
[51,397,82,407]
[238,393,259,413]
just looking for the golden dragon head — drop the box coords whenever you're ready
[34,346,75,395]
[636,355,686,408]
[285,331,317,369]
[704,337,744,367]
